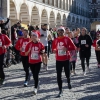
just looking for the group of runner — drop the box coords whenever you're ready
[0,18,100,97]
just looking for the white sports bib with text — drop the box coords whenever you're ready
[58,50,66,56]
[0,42,2,47]
[81,40,86,45]
[31,53,39,60]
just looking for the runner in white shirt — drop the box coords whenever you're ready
[40,24,49,71]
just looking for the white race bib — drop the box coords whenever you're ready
[0,42,2,47]
[31,53,39,60]
[81,40,86,45]
[22,42,28,52]
[22,47,25,52]
[58,50,66,56]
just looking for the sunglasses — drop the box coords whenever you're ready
[58,29,64,31]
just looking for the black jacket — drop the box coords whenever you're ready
[78,34,93,58]
[0,18,10,29]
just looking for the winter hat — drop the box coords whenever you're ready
[31,32,38,38]
[57,26,65,32]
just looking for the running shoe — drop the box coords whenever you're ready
[83,72,86,76]
[68,83,72,89]
[0,79,5,86]
[24,81,28,87]
[56,90,63,98]
[33,88,37,95]
[87,67,90,72]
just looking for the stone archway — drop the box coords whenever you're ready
[49,11,55,28]
[80,19,82,24]
[67,15,71,22]
[91,21,100,31]
[63,14,66,27]
[72,16,75,22]
[31,6,40,26]
[10,0,17,25]
[20,3,30,24]
[76,17,79,23]
[41,9,48,24]
[56,13,61,27]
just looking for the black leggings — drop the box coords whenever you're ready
[56,60,70,91]
[15,48,21,62]
[70,61,76,71]
[21,56,29,81]
[48,40,52,58]
[80,57,90,72]
[0,54,5,80]
[29,63,41,88]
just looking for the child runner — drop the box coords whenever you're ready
[25,32,44,95]
[93,33,100,68]
[68,31,78,75]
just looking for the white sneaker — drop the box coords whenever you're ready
[46,66,48,71]
[83,72,86,76]
[73,70,76,75]
[87,67,90,72]
[33,88,37,95]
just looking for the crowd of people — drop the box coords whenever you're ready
[0,18,100,97]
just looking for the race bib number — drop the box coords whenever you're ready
[22,42,28,52]
[31,53,39,60]
[22,47,25,52]
[81,40,86,45]
[0,42,2,47]
[58,50,66,56]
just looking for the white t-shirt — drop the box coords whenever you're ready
[40,29,49,46]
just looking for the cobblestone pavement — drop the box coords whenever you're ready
[0,48,100,100]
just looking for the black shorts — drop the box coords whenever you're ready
[44,46,48,53]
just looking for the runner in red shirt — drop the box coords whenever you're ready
[93,33,100,67]
[15,29,30,87]
[0,27,11,85]
[25,32,44,95]
[52,27,76,97]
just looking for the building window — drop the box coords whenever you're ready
[43,0,45,3]
[92,9,98,18]
[92,0,96,3]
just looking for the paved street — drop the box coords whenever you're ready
[0,48,100,100]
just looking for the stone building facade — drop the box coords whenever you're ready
[89,0,100,30]
[0,0,90,30]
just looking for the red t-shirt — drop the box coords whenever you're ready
[15,38,30,56]
[92,39,97,50]
[25,41,44,64]
[0,34,11,55]
[52,36,76,61]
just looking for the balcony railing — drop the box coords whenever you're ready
[90,18,100,22]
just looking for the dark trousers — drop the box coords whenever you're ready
[21,56,29,81]
[48,40,52,58]
[56,60,70,91]
[15,48,20,63]
[0,54,5,80]
[29,63,41,88]
[95,50,100,64]
[70,61,76,71]
[80,57,90,72]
